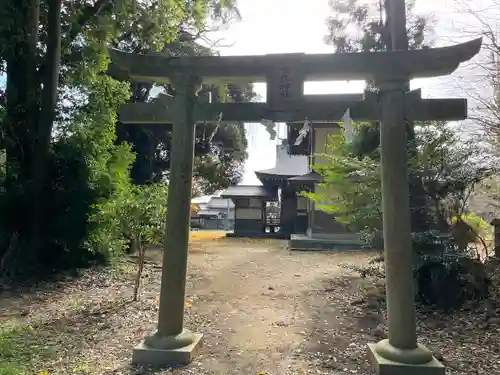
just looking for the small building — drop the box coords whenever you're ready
[254,143,310,236]
[191,194,234,230]
[221,185,274,236]
[221,122,365,248]
[222,143,312,238]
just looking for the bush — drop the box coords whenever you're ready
[40,138,136,269]
[359,228,384,249]
[0,70,134,277]
[415,256,491,311]
[89,183,168,300]
[89,184,167,252]
[457,212,490,236]
[306,121,497,311]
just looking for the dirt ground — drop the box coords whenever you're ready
[1,237,499,375]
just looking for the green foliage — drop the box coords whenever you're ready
[309,121,495,253]
[325,0,432,53]
[317,124,494,310]
[412,122,493,226]
[29,55,137,268]
[303,127,382,234]
[0,0,240,277]
[0,365,24,375]
[122,184,167,245]
[452,213,490,237]
[90,183,167,256]
[90,182,167,300]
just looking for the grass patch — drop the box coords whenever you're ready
[0,324,34,375]
[0,364,24,375]
[109,259,136,277]
[0,323,55,375]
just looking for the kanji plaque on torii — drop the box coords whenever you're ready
[108,14,482,373]
[265,55,305,109]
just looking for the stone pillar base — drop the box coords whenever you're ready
[368,343,445,375]
[132,332,203,366]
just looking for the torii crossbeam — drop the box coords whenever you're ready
[118,89,467,124]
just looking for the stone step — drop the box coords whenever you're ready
[288,233,368,251]
[226,232,289,240]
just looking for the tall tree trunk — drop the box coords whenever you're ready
[31,0,62,253]
[3,0,40,238]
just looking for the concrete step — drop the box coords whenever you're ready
[288,233,367,251]
[226,232,289,240]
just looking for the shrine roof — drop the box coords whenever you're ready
[254,172,294,185]
[288,171,324,183]
[254,145,309,182]
[108,38,482,84]
[221,185,273,199]
[197,210,223,217]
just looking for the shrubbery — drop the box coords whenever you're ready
[0,65,169,279]
[306,121,496,310]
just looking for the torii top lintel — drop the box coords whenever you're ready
[108,38,482,84]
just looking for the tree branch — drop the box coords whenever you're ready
[67,0,114,44]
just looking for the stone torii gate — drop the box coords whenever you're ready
[109,36,481,375]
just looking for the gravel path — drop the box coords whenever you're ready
[169,239,373,375]
[0,238,373,375]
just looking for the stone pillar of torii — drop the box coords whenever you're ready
[368,1,444,374]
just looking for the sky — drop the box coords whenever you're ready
[208,0,493,185]
[0,1,495,187]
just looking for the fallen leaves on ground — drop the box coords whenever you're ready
[0,243,498,375]
[295,264,500,375]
